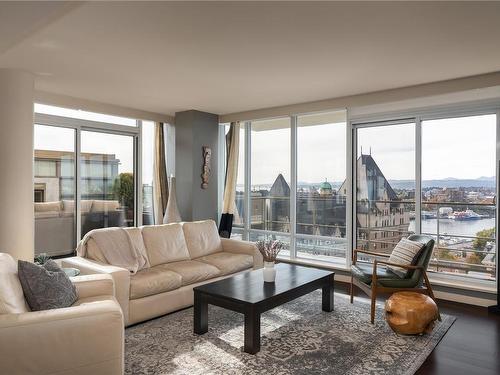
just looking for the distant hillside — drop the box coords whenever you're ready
[389,178,496,190]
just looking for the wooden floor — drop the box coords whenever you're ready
[336,282,500,375]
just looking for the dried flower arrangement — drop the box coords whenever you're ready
[255,240,286,262]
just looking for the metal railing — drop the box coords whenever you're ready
[357,200,496,280]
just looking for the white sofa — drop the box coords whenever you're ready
[63,220,263,326]
[0,253,124,375]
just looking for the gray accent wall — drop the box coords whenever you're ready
[175,110,219,222]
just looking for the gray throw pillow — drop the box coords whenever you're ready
[18,259,77,311]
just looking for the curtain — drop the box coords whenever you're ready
[153,122,169,225]
[219,122,240,238]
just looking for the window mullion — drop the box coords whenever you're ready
[415,117,422,234]
[244,121,251,240]
[290,116,297,259]
[75,127,82,244]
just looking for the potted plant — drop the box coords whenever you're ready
[113,172,134,221]
[256,239,285,283]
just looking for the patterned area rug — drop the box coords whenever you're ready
[125,291,455,375]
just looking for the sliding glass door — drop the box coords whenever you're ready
[80,131,136,237]
[34,125,77,256]
[296,111,347,261]
[421,114,497,281]
[34,105,140,256]
[355,121,415,255]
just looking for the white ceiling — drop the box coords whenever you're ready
[1,1,500,117]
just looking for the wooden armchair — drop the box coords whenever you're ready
[350,234,440,323]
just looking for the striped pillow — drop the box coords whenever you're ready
[387,238,424,278]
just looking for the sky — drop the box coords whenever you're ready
[34,104,497,188]
[242,114,496,186]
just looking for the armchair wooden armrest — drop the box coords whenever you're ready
[372,259,426,287]
[353,249,390,264]
[373,259,423,271]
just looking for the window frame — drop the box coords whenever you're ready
[34,109,142,248]
[350,102,500,288]
[222,99,500,289]
[221,110,350,267]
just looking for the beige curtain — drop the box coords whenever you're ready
[222,122,240,214]
[219,122,240,237]
[153,122,169,225]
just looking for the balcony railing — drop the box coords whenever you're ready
[357,200,496,280]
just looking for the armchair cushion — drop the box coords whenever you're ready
[351,262,417,288]
[387,238,425,278]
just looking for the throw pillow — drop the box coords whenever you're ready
[387,238,425,278]
[18,259,77,311]
[0,253,29,314]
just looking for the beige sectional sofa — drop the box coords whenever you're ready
[63,220,262,326]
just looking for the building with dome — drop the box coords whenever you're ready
[319,179,333,196]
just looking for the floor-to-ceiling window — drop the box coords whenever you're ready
[224,103,498,285]
[296,111,347,261]
[34,125,76,256]
[248,117,292,250]
[353,111,497,283]
[80,131,135,237]
[33,104,161,257]
[421,114,497,281]
[354,121,416,255]
[222,111,348,262]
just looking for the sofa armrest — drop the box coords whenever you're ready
[0,300,123,375]
[62,257,131,325]
[72,274,115,299]
[221,238,263,269]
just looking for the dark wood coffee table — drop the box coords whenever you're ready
[193,263,335,354]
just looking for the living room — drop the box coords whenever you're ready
[1,1,499,375]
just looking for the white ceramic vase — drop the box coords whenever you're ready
[263,261,276,283]
[163,176,182,224]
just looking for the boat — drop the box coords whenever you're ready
[449,209,483,221]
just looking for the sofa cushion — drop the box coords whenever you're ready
[196,252,253,275]
[182,220,223,259]
[163,260,221,286]
[142,223,191,266]
[130,266,182,300]
[0,253,29,314]
[35,201,62,213]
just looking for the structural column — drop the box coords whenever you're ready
[175,110,219,222]
[0,69,35,261]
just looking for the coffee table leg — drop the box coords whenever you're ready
[194,292,208,334]
[322,275,334,312]
[244,308,261,354]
